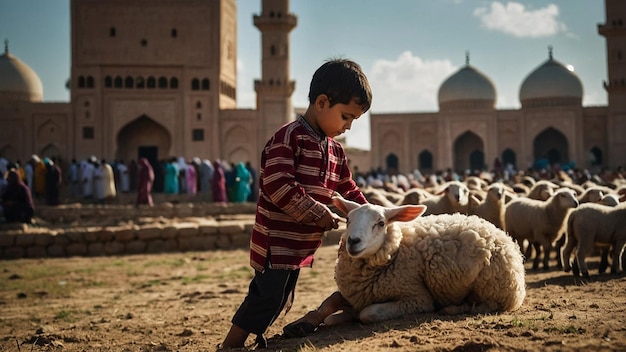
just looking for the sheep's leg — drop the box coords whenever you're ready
[555,234,565,269]
[359,296,435,324]
[599,246,610,274]
[574,244,592,280]
[561,234,577,272]
[532,242,543,270]
[541,241,552,271]
[610,241,625,274]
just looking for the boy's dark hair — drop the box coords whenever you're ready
[308,59,373,113]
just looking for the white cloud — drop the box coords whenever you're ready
[473,2,567,38]
[369,51,457,112]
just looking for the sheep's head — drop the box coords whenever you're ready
[437,181,470,206]
[551,188,579,209]
[332,197,427,260]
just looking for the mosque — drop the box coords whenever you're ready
[370,0,626,175]
[0,0,624,176]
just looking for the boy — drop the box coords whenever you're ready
[219,59,372,349]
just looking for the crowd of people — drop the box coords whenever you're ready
[0,154,259,224]
[1,151,625,226]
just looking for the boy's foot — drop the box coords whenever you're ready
[282,310,322,338]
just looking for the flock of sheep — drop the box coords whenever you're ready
[323,174,626,325]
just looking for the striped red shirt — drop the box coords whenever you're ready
[250,116,367,271]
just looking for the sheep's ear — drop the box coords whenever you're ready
[385,205,427,223]
[332,196,361,215]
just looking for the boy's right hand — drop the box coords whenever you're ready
[315,208,341,231]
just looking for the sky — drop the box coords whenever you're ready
[0,1,608,150]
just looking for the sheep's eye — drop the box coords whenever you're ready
[377,220,385,227]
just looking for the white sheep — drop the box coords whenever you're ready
[419,180,470,215]
[470,182,506,229]
[526,180,560,201]
[561,203,626,279]
[328,197,526,324]
[600,193,620,206]
[504,188,579,270]
[577,186,606,203]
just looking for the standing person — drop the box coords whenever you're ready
[101,159,117,203]
[199,159,214,201]
[69,158,81,198]
[211,160,227,203]
[245,161,258,203]
[116,160,130,193]
[0,170,35,224]
[93,160,105,204]
[44,158,62,206]
[81,158,96,201]
[163,158,179,195]
[231,161,251,203]
[186,159,198,195]
[33,155,47,198]
[136,157,154,207]
[24,157,34,191]
[220,59,372,349]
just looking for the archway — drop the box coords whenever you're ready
[589,146,603,166]
[533,127,569,167]
[116,115,171,167]
[418,150,433,172]
[502,148,516,169]
[454,131,484,172]
[386,153,399,175]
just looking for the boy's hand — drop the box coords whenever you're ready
[315,208,341,231]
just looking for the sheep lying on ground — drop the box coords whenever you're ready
[419,180,470,215]
[504,188,579,270]
[328,197,526,324]
[561,203,626,279]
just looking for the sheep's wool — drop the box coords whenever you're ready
[335,213,526,317]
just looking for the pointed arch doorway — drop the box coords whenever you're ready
[116,115,171,167]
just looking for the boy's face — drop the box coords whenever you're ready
[315,95,365,138]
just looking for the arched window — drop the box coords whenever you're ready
[202,78,210,90]
[104,76,112,88]
[170,77,178,89]
[147,76,156,88]
[114,76,123,88]
[78,76,85,88]
[158,76,168,88]
[191,78,200,90]
[418,150,433,171]
[86,76,94,88]
[386,153,399,174]
[125,76,134,88]
[171,28,177,38]
[110,27,116,37]
[196,101,202,109]
[501,149,516,169]
[136,76,145,88]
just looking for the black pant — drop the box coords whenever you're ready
[231,267,300,335]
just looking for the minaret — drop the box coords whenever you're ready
[598,0,626,168]
[254,0,297,151]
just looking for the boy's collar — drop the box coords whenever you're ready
[298,115,327,140]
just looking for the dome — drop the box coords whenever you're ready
[0,43,43,103]
[519,51,582,108]
[438,61,496,111]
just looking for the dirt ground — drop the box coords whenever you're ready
[1,237,626,352]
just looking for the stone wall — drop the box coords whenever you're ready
[0,202,343,259]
